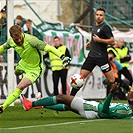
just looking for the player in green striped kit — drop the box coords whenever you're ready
[21,83,133,119]
[0,25,71,114]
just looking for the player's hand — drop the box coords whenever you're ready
[86,42,91,48]
[93,34,101,42]
[109,82,120,94]
[60,55,71,68]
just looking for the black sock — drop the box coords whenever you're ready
[115,78,130,91]
[70,88,79,96]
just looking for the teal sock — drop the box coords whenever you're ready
[45,104,67,111]
[32,96,56,107]
[102,94,113,114]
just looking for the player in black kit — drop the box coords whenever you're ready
[71,7,115,96]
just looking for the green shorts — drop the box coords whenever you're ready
[15,62,44,83]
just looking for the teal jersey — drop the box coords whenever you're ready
[3,33,47,69]
[98,102,133,119]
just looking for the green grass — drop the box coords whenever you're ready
[0,101,133,133]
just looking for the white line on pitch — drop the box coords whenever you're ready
[0,119,107,130]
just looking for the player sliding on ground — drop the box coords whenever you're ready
[21,83,133,119]
[0,25,71,114]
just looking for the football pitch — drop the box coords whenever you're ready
[0,102,133,133]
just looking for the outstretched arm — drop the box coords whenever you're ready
[29,36,71,67]
[102,83,119,114]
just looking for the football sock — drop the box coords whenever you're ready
[32,96,57,107]
[45,104,67,111]
[115,78,130,91]
[102,93,112,114]
[70,88,79,96]
[2,88,22,110]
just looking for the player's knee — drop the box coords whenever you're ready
[108,77,115,83]
[80,71,90,78]
[56,94,66,103]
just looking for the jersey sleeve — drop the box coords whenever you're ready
[28,35,48,50]
[103,25,114,38]
[0,38,11,53]
[44,44,63,57]
[28,35,63,58]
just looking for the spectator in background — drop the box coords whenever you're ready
[44,36,71,95]
[107,39,133,87]
[0,5,7,62]
[102,50,130,100]
[0,5,7,34]
[116,38,133,86]
[23,19,43,40]
[15,15,26,27]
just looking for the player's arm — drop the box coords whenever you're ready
[93,25,114,46]
[0,39,11,53]
[101,83,119,114]
[93,34,114,45]
[29,36,71,67]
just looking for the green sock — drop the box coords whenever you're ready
[102,94,113,114]
[32,96,57,107]
[45,104,67,111]
[3,88,22,110]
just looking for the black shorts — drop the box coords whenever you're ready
[81,55,111,73]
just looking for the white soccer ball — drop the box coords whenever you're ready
[70,74,84,89]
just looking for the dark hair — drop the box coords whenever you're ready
[96,7,106,13]
[9,25,22,36]
[26,19,32,23]
[108,50,116,57]
[16,15,23,21]
[1,5,7,13]
[53,36,60,40]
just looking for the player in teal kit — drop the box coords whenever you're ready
[21,83,133,119]
[0,25,71,114]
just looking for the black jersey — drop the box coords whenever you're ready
[89,23,114,58]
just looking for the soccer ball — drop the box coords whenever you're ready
[70,74,84,89]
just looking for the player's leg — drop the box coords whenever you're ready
[0,67,41,113]
[0,77,32,113]
[60,69,68,94]
[21,94,75,111]
[70,56,95,96]
[45,104,73,112]
[52,71,60,95]
[104,70,115,83]
[0,67,24,113]
[119,67,133,86]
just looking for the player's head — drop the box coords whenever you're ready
[113,40,119,48]
[9,25,24,46]
[108,50,116,61]
[118,38,125,48]
[95,7,106,25]
[53,36,61,47]
[0,5,7,18]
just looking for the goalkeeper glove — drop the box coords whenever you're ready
[60,55,71,68]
